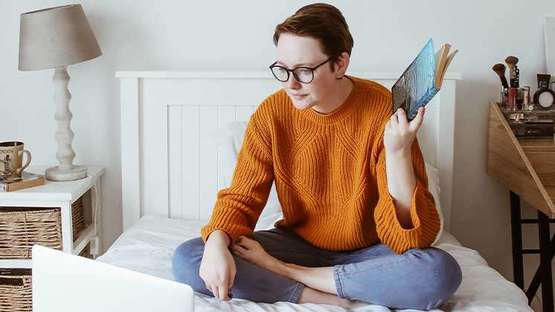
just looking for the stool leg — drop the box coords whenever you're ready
[538,210,553,312]
[510,191,524,289]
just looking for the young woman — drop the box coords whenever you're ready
[172,3,462,310]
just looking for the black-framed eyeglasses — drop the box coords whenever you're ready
[269,58,332,84]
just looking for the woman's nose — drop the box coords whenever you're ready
[283,74,301,89]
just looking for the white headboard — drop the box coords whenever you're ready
[116,71,460,233]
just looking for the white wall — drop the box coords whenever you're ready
[1,0,554,286]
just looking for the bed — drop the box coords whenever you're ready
[97,70,533,311]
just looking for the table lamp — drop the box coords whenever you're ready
[18,4,102,181]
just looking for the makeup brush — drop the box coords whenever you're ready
[492,63,509,89]
[505,56,520,88]
[505,56,519,67]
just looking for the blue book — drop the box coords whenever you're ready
[392,39,458,120]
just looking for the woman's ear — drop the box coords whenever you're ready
[334,52,350,79]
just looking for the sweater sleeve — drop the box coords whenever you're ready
[200,111,274,243]
[372,126,441,254]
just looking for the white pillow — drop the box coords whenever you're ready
[425,163,444,245]
[216,121,443,241]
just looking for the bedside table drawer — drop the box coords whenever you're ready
[0,207,62,259]
[0,241,92,312]
[78,241,93,259]
[0,268,32,312]
[0,193,87,260]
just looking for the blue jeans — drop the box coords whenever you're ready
[172,227,462,310]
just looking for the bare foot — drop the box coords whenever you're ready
[337,298,358,309]
[299,286,357,309]
[232,236,358,309]
[231,236,284,273]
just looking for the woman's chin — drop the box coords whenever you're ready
[291,98,314,110]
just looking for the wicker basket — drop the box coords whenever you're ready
[0,195,86,260]
[0,269,32,312]
[79,243,92,259]
[0,243,92,312]
[72,196,86,241]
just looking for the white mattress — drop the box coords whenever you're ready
[97,215,532,312]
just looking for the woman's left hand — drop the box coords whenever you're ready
[384,107,425,154]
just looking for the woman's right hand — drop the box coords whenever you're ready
[199,230,236,301]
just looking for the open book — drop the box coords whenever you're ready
[391,38,458,120]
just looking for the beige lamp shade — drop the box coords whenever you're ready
[19,4,102,71]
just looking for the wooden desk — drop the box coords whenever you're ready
[487,102,555,312]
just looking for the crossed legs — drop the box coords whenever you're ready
[172,229,462,310]
[231,235,354,307]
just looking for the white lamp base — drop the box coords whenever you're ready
[46,67,88,182]
[45,165,87,181]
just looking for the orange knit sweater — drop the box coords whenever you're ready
[200,76,441,254]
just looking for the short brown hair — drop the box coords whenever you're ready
[273,3,354,70]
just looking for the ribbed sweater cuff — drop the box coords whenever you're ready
[375,180,441,254]
[200,223,252,244]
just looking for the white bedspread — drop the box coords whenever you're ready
[97,216,532,312]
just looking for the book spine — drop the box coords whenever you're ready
[410,87,440,119]
[0,176,44,192]
[419,87,440,106]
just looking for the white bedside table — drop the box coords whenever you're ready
[0,166,105,268]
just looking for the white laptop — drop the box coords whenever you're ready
[32,244,194,312]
